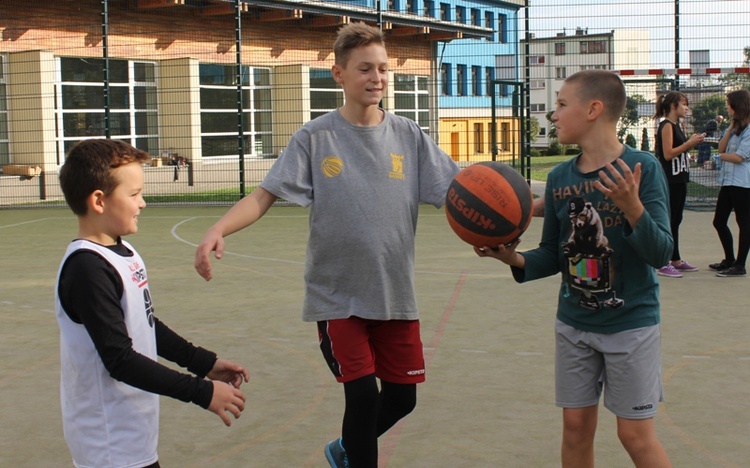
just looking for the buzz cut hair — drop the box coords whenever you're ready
[334,22,386,68]
[565,70,627,122]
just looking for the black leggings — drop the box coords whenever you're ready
[668,183,687,262]
[341,374,416,468]
[712,185,750,268]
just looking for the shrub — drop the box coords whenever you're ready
[625,133,637,148]
[546,140,562,156]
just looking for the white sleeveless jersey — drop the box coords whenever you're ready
[55,239,159,468]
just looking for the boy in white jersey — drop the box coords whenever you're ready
[56,139,249,468]
[195,22,459,468]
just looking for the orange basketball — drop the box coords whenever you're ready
[445,162,533,248]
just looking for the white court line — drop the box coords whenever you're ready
[170,217,305,265]
[515,351,544,356]
[682,355,711,359]
[170,217,513,277]
[460,349,489,354]
[0,217,68,229]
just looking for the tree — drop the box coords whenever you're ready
[641,128,650,152]
[719,46,750,91]
[545,110,557,140]
[618,94,648,142]
[691,94,728,134]
[528,116,541,144]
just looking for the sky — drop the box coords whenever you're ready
[519,0,749,69]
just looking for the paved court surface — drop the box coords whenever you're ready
[0,205,748,467]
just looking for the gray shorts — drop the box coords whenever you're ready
[555,319,664,419]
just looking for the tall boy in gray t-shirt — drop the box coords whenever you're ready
[195,22,459,468]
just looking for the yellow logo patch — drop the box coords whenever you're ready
[389,153,405,180]
[321,156,343,178]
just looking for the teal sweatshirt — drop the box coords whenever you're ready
[514,145,673,333]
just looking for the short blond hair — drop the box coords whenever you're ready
[564,70,626,122]
[334,22,385,68]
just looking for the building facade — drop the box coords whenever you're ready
[2,0,514,200]
[521,27,651,150]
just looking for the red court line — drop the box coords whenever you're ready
[378,271,468,467]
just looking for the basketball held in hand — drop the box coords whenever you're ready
[445,161,533,248]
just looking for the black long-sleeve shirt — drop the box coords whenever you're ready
[58,241,215,408]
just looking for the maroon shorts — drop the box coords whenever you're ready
[317,317,426,384]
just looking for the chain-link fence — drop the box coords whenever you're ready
[1,0,748,208]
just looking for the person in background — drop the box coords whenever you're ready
[705,114,724,138]
[653,91,705,278]
[710,89,750,277]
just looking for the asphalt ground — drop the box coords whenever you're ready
[0,205,748,467]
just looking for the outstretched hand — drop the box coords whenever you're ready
[473,238,525,268]
[195,228,224,281]
[208,381,246,427]
[207,358,250,389]
[592,159,644,227]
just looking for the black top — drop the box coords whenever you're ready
[655,119,690,184]
[58,240,216,409]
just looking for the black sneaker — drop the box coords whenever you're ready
[709,259,733,271]
[716,266,747,277]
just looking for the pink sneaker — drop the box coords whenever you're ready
[657,264,683,278]
[673,261,699,272]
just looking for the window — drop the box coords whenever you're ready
[405,0,414,13]
[56,57,158,156]
[580,40,606,54]
[387,0,396,11]
[423,0,434,17]
[555,42,566,55]
[529,56,545,65]
[500,122,510,151]
[440,3,450,21]
[456,6,465,24]
[497,14,508,43]
[474,123,483,153]
[441,63,451,95]
[496,55,515,97]
[485,67,495,96]
[580,64,608,70]
[555,67,567,79]
[456,65,467,96]
[530,103,546,112]
[394,74,430,131]
[539,127,546,136]
[530,79,546,89]
[309,68,343,121]
[199,64,273,158]
[484,12,494,41]
[470,8,480,26]
[471,66,481,96]
[0,56,8,165]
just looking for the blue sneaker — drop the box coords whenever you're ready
[325,438,349,468]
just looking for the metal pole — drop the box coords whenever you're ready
[674,0,680,89]
[376,0,382,30]
[235,0,246,198]
[102,0,110,139]
[523,0,531,181]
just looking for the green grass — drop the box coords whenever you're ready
[529,154,574,182]
[143,187,251,204]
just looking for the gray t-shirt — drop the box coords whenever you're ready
[261,110,459,322]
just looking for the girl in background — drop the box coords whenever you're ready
[653,91,705,278]
[711,89,750,277]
